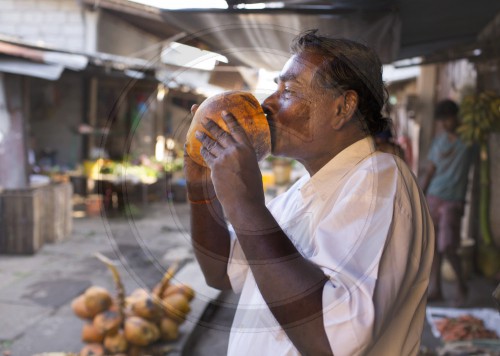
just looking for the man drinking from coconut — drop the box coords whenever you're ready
[185,30,434,356]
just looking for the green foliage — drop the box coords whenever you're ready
[459,90,500,250]
[164,157,184,173]
[458,90,500,145]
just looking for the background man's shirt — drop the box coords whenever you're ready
[427,133,472,201]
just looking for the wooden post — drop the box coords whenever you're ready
[87,76,98,158]
[0,73,29,189]
[156,85,166,138]
[23,76,31,183]
[415,64,438,178]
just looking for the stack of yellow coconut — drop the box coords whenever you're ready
[71,254,194,356]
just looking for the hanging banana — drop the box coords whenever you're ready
[459,91,500,249]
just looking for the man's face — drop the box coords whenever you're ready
[440,115,459,133]
[262,52,337,159]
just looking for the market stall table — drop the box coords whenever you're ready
[94,174,169,212]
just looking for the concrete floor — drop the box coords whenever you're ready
[0,200,220,356]
[183,290,237,356]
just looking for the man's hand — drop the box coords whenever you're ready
[184,104,216,202]
[195,111,266,230]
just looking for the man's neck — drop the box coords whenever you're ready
[447,131,458,141]
[300,131,368,176]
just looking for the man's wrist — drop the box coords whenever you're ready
[188,195,217,204]
[228,201,275,234]
[186,182,216,202]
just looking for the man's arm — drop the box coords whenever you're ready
[185,105,232,291]
[420,161,436,194]
[190,198,232,290]
[197,113,333,355]
[233,205,333,356]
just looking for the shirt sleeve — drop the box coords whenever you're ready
[226,227,249,294]
[309,167,397,355]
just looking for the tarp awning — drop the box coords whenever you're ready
[0,59,64,81]
[0,41,88,70]
[0,40,88,80]
[0,38,157,81]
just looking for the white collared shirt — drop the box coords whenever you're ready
[226,137,434,356]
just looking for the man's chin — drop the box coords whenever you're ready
[270,145,287,158]
[268,125,278,154]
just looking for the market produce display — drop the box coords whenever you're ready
[84,159,167,184]
[435,314,499,342]
[71,254,194,356]
[186,90,271,167]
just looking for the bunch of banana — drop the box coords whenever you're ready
[458,90,500,145]
[459,90,500,272]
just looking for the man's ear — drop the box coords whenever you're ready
[332,90,358,130]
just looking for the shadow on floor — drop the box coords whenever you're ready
[183,290,240,356]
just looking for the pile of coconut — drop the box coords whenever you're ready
[71,253,194,356]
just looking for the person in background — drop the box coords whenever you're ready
[186,30,434,355]
[421,99,473,307]
[28,134,39,173]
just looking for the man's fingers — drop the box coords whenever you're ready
[200,146,216,167]
[196,130,217,167]
[196,130,224,156]
[202,119,234,147]
[221,111,249,144]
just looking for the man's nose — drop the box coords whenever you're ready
[261,92,276,113]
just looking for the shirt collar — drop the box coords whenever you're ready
[300,137,376,201]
